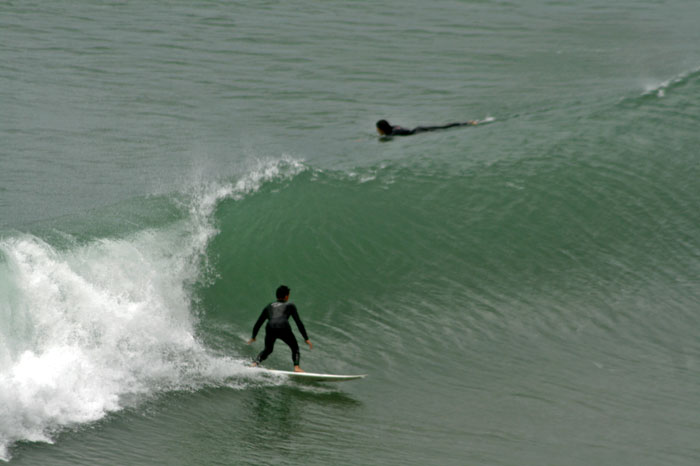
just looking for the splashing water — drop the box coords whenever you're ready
[0,157,306,461]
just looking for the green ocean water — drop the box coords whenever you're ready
[2,0,700,464]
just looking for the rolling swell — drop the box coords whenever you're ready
[208,141,699,364]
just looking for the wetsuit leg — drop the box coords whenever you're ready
[278,328,300,366]
[254,329,278,364]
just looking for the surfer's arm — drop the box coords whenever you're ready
[250,306,269,340]
[289,304,309,342]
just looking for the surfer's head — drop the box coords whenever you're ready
[376,120,392,136]
[276,285,290,301]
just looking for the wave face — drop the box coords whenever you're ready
[2,70,700,461]
[1,74,700,462]
[2,0,700,462]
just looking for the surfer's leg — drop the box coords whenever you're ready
[280,329,300,366]
[254,330,278,364]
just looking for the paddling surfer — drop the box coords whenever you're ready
[376,119,478,137]
[248,285,312,373]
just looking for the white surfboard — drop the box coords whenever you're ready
[265,369,367,382]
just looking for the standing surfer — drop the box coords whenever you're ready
[376,119,478,136]
[248,285,312,372]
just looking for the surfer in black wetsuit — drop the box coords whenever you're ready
[247,285,312,372]
[376,119,478,137]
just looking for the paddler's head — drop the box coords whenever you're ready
[376,120,392,136]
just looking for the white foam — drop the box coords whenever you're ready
[0,156,305,461]
[643,79,671,97]
[642,65,700,98]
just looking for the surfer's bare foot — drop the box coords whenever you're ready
[250,362,258,367]
[294,365,304,373]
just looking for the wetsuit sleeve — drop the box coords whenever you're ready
[413,123,464,134]
[289,304,309,341]
[390,126,415,136]
[251,305,269,339]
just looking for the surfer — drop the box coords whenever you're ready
[376,119,478,137]
[248,285,312,373]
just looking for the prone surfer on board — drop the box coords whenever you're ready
[376,119,478,137]
[248,285,312,373]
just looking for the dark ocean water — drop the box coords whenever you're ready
[2,1,700,464]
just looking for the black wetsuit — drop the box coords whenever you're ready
[252,301,308,366]
[386,122,473,136]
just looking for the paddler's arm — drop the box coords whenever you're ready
[290,305,312,349]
